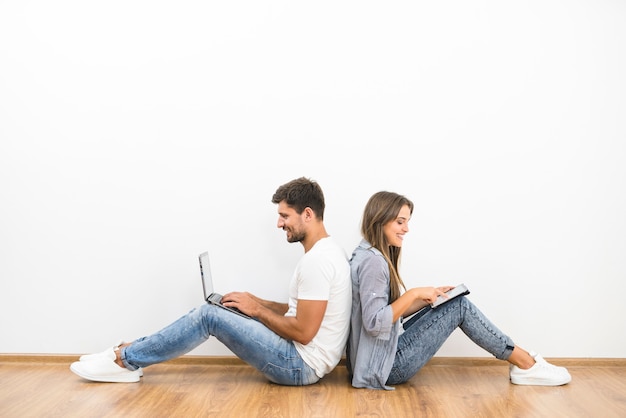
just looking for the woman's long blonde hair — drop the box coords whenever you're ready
[360,191,414,302]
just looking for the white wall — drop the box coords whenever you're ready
[1,1,624,358]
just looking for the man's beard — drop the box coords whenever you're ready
[286,229,305,243]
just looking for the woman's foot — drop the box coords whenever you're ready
[510,352,571,386]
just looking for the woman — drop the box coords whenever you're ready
[346,191,571,390]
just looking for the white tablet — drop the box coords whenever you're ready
[431,283,470,308]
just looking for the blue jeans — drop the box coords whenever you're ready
[119,303,320,386]
[387,296,515,385]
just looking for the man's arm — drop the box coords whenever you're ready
[256,299,327,345]
[248,294,289,316]
[221,291,326,345]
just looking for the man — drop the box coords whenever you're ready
[70,177,352,385]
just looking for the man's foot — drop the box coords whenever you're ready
[78,342,143,376]
[70,358,142,383]
[79,341,123,362]
[510,352,571,386]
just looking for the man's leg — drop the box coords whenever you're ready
[119,303,318,386]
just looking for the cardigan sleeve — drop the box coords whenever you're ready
[357,253,395,340]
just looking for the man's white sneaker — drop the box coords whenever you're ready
[70,358,142,383]
[79,342,143,376]
[79,341,123,362]
[510,352,571,386]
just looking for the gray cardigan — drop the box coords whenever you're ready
[346,239,401,390]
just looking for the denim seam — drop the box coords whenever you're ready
[462,301,513,360]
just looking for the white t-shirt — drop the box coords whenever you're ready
[285,236,352,378]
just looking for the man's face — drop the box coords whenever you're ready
[276,201,306,243]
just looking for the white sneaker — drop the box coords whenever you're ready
[510,352,571,386]
[79,341,123,362]
[79,342,143,376]
[70,358,142,383]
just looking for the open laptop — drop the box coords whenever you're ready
[198,251,251,319]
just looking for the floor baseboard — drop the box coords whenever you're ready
[1,353,625,367]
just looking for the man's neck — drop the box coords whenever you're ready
[301,226,329,253]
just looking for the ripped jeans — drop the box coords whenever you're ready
[387,296,515,385]
[119,303,319,386]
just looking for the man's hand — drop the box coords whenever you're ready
[222,292,326,345]
[222,291,270,317]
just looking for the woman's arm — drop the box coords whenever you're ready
[358,256,396,337]
[390,286,454,322]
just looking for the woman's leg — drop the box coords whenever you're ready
[386,296,515,385]
[508,346,537,369]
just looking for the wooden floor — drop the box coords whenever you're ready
[1,356,625,417]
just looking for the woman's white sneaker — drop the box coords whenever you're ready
[510,352,571,386]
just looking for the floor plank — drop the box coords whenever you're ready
[1,357,625,417]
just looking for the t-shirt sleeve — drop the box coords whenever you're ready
[295,251,333,301]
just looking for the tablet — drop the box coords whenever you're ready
[431,283,470,308]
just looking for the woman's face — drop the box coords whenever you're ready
[383,204,411,247]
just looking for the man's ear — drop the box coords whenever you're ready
[303,207,314,221]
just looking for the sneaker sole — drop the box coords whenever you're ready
[70,363,142,383]
[78,355,144,377]
[510,375,572,386]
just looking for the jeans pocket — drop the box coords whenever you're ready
[261,362,302,386]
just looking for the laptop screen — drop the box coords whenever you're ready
[198,251,213,300]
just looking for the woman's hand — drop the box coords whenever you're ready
[408,286,450,304]
[436,285,455,296]
[392,285,455,321]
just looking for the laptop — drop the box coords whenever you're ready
[198,251,251,319]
